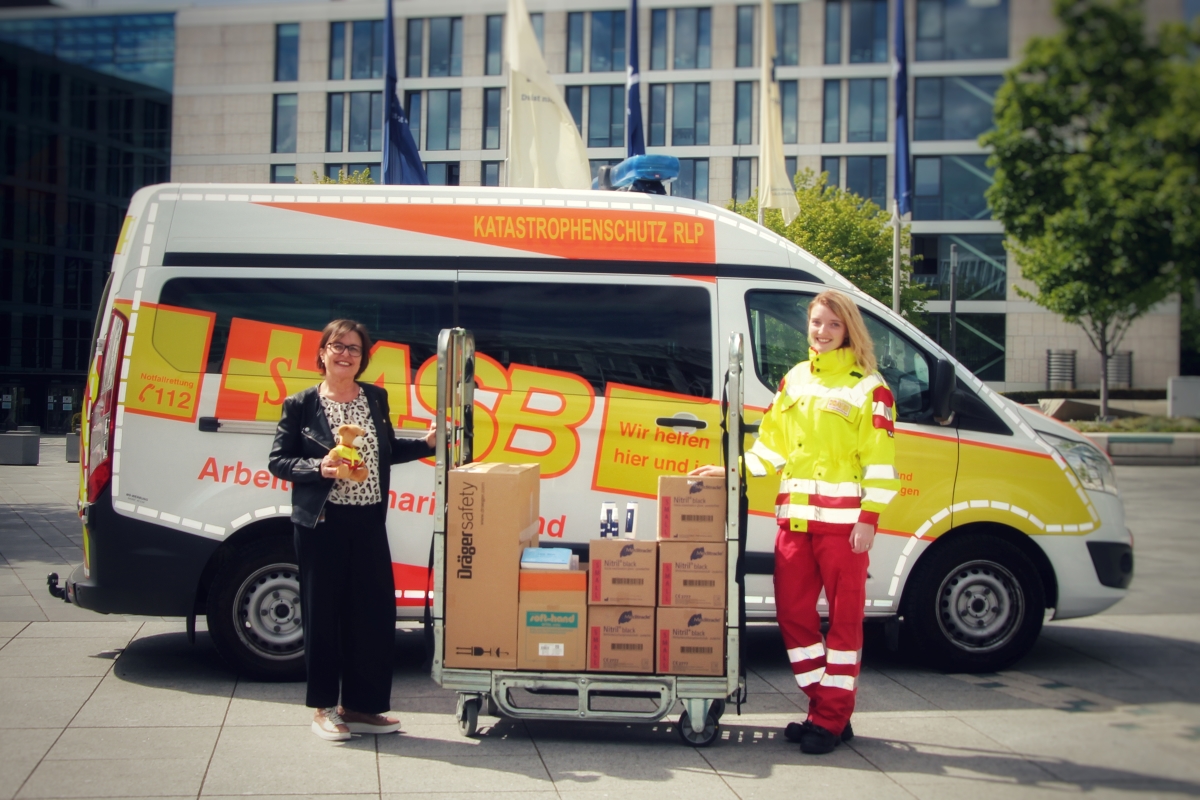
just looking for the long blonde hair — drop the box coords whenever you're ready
[809,290,876,374]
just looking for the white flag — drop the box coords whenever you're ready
[506,0,592,189]
[758,0,800,225]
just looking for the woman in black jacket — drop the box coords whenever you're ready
[269,319,435,741]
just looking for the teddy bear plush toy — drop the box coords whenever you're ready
[329,423,369,482]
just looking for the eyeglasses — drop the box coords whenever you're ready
[325,342,363,357]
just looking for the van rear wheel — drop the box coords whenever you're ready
[902,534,1045,673]
[207,537,306,681]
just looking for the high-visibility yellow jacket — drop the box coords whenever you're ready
[746,347,899,534]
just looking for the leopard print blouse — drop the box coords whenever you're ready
[319,389,381,506]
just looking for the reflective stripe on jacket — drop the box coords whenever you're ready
[746,347,899,534]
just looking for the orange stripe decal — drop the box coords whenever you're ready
[259,202,717,263]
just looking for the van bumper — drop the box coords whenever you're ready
[66,487,220,616]
[1038,491,1132,620]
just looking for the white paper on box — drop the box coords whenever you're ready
[538,642,565,657]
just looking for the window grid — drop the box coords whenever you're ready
[734,81,753,145]
[485,15,503,76]
[822,80,840,143]
[484,87,502,150]
[849,0,888,63]
[674,8,712,70]
[672,82,710,146]
[329,21,346,80]
[275,23,298,82]
[736,6,755,68]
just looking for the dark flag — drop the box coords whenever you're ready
[893,0,911,215]
[625,0,645,157]
[382,0,428,184]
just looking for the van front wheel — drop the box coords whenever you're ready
[206,537,306,681]
[902,534,1045,673]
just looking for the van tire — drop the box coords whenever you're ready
[902,534,1045,673]
[206,537,306,681]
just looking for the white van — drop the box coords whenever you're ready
[62,182,1132,679]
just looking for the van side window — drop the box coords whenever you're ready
[745,290,932,421]
[158,278,455,375]
[459,282,713,398]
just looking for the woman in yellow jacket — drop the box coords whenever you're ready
[748,289,899,754]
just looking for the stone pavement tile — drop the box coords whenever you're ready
[0,607,48,622]
[29,604,108,623]
[843,715,1054,786]
[377,754,554,795]
[958,710,1200,786]
[853,669,942,714]
[902,774,1200,799]
[221,680,307,726]
[16,757,207,799]
[0,677,101,729]
[0,575,31,596]
[201,726,380,796]
[70,674,233,728]
[376,719,536,757]
[390,695,458,716]
[0,657,115,678]
[14,622,141,639]
[0,621,29,638]
[530,731,724,793]
[0,729,62,800]
[390,672,455,698]
[45,726,219,761]
[383,794,558,800]
[0,595,42,609]
[0,637,131,661]
[717,763,913,800]
[558,786,740,800]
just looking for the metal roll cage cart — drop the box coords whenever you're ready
[431,327,749,747]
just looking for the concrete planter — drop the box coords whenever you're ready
[1084,433,1200,466]
[65,433,80,463]
[0,434,40,465]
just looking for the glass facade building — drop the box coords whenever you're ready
[0,13,173,431]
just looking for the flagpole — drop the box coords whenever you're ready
[892,201,901,313]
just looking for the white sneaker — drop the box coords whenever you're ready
[339,707,402,735]
[311,706,351,741]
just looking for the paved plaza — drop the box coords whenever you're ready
[2,439,1199,799]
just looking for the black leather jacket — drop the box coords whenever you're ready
[268,383,435,528]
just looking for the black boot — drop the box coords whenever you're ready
[786,720,853,743]
[799,723,840,754]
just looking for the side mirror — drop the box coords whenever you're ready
[931,358,955,425]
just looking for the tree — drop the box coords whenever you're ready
[305,168,376,184]
[730,169,934,324]
[982,0,1193,416]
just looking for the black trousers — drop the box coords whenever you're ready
[294,503,394,712]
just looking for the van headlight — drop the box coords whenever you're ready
[1038,431,1119,495]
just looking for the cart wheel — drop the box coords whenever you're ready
[485,693,504,719]
[709,699,727,722]
[457,697,480,737]
[677,707,720,747]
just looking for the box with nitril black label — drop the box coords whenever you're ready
[588,539,656,606]
[657,541,726,609]
[656,607,725,676]
[444,463,540,670]
[657,476,725,542]
[517,569,588,671]
[587,606,655,673]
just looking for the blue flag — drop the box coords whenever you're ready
[893,0,911,215]
[625,0,645,157]
[382,0,428,185]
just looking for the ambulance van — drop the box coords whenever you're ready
[60,182,1133,679]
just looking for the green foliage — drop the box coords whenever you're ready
[729,169,934,324]
[981,0,1196,412]
[305,168,376,185]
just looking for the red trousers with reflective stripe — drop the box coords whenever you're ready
[773,525,868,736]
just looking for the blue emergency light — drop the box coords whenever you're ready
[593,155,680,195]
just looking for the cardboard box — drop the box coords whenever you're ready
[657,476,726,542]
[588,539,657,606]
[658,541,727,609]
[444,462,540,670]
[517,569,588,671]
[587,606,655,673]
[656,607,725,676]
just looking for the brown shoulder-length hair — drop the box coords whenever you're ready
[316,319,373,378]
[808,290,877,374]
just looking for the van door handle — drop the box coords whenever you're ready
[655,416,707,430]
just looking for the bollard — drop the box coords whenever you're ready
[0,433,40,465]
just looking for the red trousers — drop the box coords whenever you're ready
[773,525,868,736]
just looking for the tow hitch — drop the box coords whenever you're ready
[47,573,70,602]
